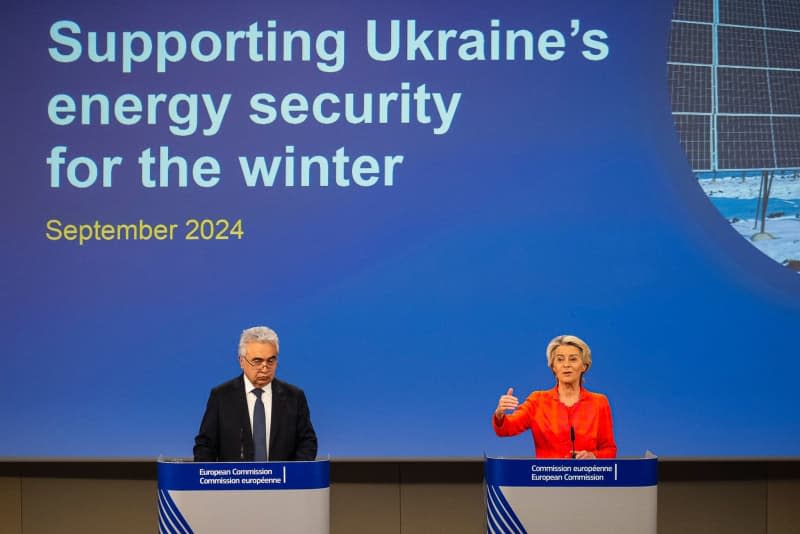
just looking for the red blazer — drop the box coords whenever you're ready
[493,386,617,458]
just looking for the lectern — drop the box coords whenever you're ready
[157,459,329,534]
[485,456,657,533]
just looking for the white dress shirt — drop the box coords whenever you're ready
[243,375,272,458]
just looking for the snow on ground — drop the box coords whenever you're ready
[730,216,800,267]
[699,174,800,199]
[696,173,800,270]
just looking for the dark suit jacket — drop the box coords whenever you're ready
[193,375,318,461]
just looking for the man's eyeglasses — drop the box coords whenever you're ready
[242,355,278,368]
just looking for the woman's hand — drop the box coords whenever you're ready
[574,450,596,459]
[495,387,519,418]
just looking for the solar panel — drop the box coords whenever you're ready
[718,26,766,67]
[765,0,800,30]
[774,117,800,167]
[674,0,714,22]
[720,0,765,26]
[673,114,712,170]
[765,30,800,69]
[670,64,712,113]
[670,22,713,64]
[669,0,800,173]
[770,70,800,114]
[717,116,775,169]
[718,67,771,113]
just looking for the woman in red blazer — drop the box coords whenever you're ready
[492,334,616,459]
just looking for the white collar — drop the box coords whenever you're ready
[243,374,272,394]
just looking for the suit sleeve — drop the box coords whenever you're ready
[193,390,220,461]
[492,395,535,437]
[593,396,617,459]
[293,390,318,461]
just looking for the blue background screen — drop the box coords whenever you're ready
[1,0,798,458]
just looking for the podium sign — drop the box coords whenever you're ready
[158,460,329,534]
[485,457,657,534]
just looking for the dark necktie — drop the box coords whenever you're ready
[252,388,267,461]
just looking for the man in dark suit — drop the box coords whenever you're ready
[193,326,317,461]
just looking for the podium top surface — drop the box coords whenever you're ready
[157,460,330,491]
[485,456,658,487]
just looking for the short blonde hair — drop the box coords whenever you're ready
[546,335,592,383]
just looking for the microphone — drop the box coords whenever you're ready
[240,427,245,460]
[570,426,576,459]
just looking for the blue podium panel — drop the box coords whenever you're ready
[485,457,657,534]
[158,460,329,534]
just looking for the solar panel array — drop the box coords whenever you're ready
[669,0,800,172]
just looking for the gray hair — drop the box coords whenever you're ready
[238,326,279,357]
[545,334,592,383]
